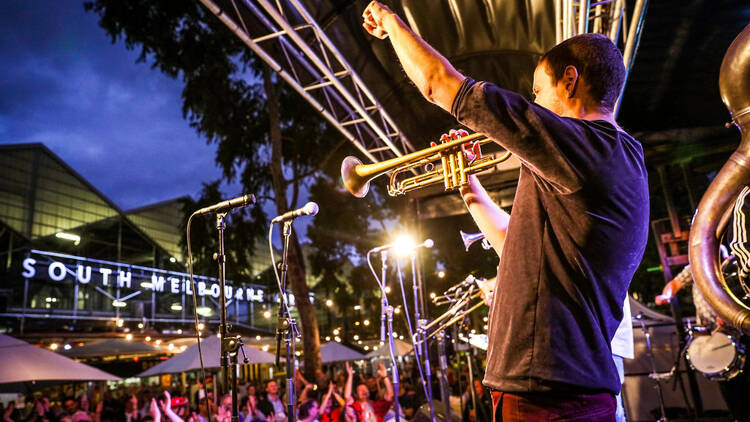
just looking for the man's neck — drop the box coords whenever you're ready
[565,102,619,128]
[268,394,278,401]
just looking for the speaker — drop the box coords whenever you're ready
[413,401,461,422]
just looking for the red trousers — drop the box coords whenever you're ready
[491,391,615,422]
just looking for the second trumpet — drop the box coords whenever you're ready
[341,132,511,198]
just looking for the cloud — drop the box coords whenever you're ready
[0,1,232,210]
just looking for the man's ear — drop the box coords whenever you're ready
[563,65,579,99]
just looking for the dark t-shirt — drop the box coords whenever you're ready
[451,79,649,394]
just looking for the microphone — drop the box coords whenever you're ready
[195,194,255,216]
[271,202,319,223]
[370,238,434,254]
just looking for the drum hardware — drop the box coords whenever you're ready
[635,313,669,422]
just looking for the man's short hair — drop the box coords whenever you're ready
[540,33,625,111]
[298,400,316,419]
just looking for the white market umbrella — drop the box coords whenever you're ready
[0,334,121,384]
[365,338,413,359]
[60,339,160,358]
[320,342,366,363]
[139,335,276,377]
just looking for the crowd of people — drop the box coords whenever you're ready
[1,358,491,422]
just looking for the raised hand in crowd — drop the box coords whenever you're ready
[159,391,184,422]
[3,402,14,422]
[149,398,161,422]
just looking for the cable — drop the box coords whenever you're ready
[186,212,211,422]
[268,223,292,318]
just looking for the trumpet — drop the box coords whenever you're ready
[460,230,492,251]
[341,132,511,197]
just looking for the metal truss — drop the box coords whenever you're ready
[556,0,649,115]
[198,0,414,163]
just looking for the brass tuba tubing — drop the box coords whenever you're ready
[689,24,750,334]
[341,132,508,198]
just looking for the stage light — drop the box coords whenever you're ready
[125,334,133,341]
[393,235,416,257]
[55,232,81,245]
[363,319,370,326]
[325,299,333,307]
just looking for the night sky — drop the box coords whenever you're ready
[0,1,240,211]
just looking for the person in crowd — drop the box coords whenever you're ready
[258,381,287,422]
[297,400,319,422]
[345,362,393,422]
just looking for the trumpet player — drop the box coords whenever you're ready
[362,2,649,421]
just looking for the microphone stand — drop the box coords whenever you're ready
[215,213,241,422]
[410,254,435,422]
[275,220,297,422]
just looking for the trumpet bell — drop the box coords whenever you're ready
[341,156,369,198]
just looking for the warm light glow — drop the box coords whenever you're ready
[334,336,341,342]
[169,257,177,263]
[357,340,363,345]
[125,333,133,341]
[333,329,340,335]
[429,292,437,299]
[363,319,370,326]
[483,316,488,322]
[55,232,80,245]
[63,344,72,350]
[170,303,183,311]
[113,300,127,308]
[138,323,144,329]
[398,335,404,340]
[180,345,187,351]
[394,307,401,314]
[168,343,175,350]
[483,325,488,330]
[50,343,58,350]
[295,351,301,356]
[155,339,162,345]
[197,322,205,331]
[353,335,359,340]
[384,286,391,294]
[256,335,262,341]
[116,319,124,328]
[355,321,360,326]
[325,299,333,307]
[197,306,213,317]
[145,336,151,341]
[325,336,331,341]
[393,234,416,257]
[437,270,446,279]
[364,346,369,351]
[140,282,154,289]
[354,305,361,311]
[262,345,270,352]
[263,310,272,319]
[177,329,183,335]
[373,346,378,351]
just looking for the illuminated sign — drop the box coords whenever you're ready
[22,250,266,303]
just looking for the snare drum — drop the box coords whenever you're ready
[686,331,746,380]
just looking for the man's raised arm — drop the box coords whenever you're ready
[363,1,464,112]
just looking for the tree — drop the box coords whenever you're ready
[84,0,347,375]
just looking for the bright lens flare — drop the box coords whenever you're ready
[393,235,416,257]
